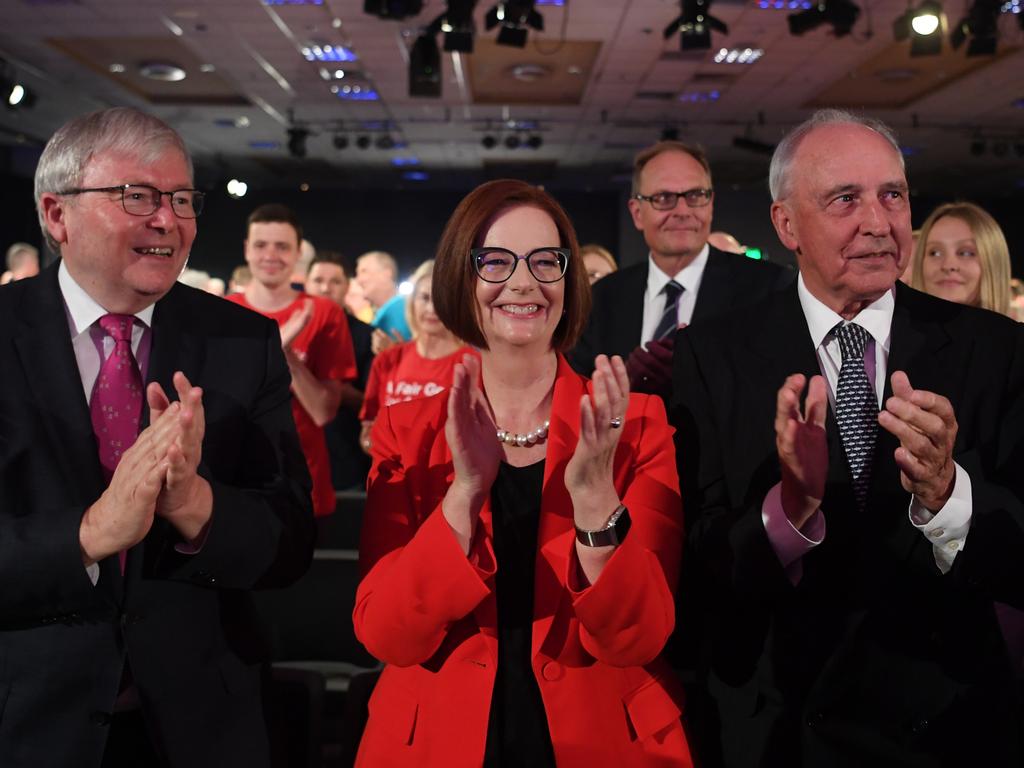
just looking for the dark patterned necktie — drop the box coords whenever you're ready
[652,280,684,341]
[834,322,877,509]
[90,314,143,572]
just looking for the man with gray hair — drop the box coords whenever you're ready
[356,249,412,348]
[1,241,40,283]
[0,107,314,767]
[672,109,1023,766]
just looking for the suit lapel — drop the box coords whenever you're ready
[532,357,582,658]
[691,246,729,324]
[612,262,648,357]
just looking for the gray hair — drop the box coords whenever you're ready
[34,107,193,251]
[357,250,398,281]
[768,109,904,201]
[6,241,39,270]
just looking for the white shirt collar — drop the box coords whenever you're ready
[646,243,710,297]
[58,260,154,336]
[796,272,894,352]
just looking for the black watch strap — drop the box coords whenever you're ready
[575,505,631,547]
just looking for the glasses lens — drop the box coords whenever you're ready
[683,189,711,207]
[173,190,203,218]
[526,249,567,282]
[475,249,515,282]
[122,185,160,215]
[650,192,679,211]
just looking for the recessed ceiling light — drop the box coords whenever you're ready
[109,63,126,74]
[138,62,187,82]
[713,47,765,64]
[199,63,216,73]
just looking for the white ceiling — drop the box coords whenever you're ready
[0,0,1021,193]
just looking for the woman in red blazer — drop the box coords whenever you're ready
[353,180,692,767]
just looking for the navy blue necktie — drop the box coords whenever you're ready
[652,280,683,341]
[834,322,878,509]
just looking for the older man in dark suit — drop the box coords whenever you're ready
[0,107,314,768]
[672,109,1024,767]
[569,140,792,397]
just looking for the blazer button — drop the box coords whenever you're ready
[90,711,112,726]
[540,661,564,682]
[806,711,826,729]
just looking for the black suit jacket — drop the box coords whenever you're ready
[671,282,1024,767]
[0,265,315,768]
[568,247,793,376]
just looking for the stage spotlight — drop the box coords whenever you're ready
[992,141,1009,157]
[364,0,424,20]
[969,138,986,156]
[663,0,728,50]
[4,79,35,109]
[788,0,861,37]
[481,135,498,149]
[485,2,544,48]
[287,128,309,158]
[893,1,944,56]
[356,135,372,150]
[950,0,1000,56]
[226,179,248,199]
[526,134,542,149]
[333,134,349,150]
[427,0,476,53]
[505,134,521,149]
[409,33,442,97]
[376,135,396,150]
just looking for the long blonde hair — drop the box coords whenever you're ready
[911,201,1011,316]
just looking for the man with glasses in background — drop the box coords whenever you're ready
[0,107,314,768]
[569,140,792,398]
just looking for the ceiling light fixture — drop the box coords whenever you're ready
[663,0,729,50]
[333,134,349,150]
[409,33,442,97]
[505,134,521,149]
[526,134,543,149]
[287,127,309,158]
[364,0,424,19]
[893,1,945,55]
[356,135,372,150]
[482,134,498,148]
[950,0,1001,56]
[226,179,248,199]
[426,0,478,53]
[138,62,187,82]
[485,1,544,48]
[787,0,861,37]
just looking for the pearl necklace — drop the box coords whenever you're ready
[496,420,550,448]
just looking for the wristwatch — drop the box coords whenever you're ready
[575,505,631,547]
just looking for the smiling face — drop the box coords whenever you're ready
[245,220,301,290]
[771,122,912,317]
[475,205,565,352]
[628,150,713,271]
[40,148,196,314]
[920,215,982,307]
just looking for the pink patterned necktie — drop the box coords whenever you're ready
[90,314,143,572]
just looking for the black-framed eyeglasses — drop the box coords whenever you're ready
[471,247,569,284]
[633,188,713,211]
[56,184,205,219]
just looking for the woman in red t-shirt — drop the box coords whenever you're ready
[360,260,474,453]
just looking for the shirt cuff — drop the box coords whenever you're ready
[86,562,100,585]
[174,519,212,555]
[762,482,825,584]
[909,462,972,574]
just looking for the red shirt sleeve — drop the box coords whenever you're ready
[305,298,357,383]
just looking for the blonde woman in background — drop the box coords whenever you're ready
[359,259,475,453]
[911,201,1012,316]
[580,243,617,284]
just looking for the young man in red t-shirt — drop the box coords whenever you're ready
[227,204,356,516]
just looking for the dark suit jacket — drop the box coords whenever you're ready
[568,247,793,376]
[0,264,315,768]
[671,282,1024,767]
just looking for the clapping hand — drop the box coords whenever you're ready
[775,373,828,530]
[565,355,628,530]
[280,299,313,349]
[879,371,957,511]
[443,354,501,552]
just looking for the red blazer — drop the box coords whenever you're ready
[354,356,692,767]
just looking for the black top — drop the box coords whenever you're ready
[483,460,556,768]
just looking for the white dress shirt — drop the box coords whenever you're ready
[639,245,709,346]
[59,262,154,584]
[762,274,973,581]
